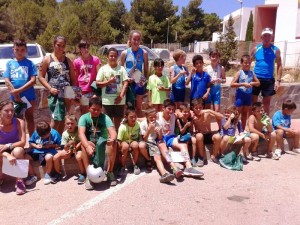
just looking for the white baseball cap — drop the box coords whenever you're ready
[261,27,273,36]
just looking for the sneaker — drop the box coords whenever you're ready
[251,152,261,161]
[292,148,300,154]
[78,174,85,185]
[196,158,204,167]
[191,158,197,167]
[274,149,282,157]
[44,173,52,185]
[133,165,141,175]
[85,177,94,190]
[118,167,127,177]
[25,175,38,186]
[241,155,248,163]
[51,173,62,184]
[107,172,117,186]
[210,155,219,164]
[266,153,279,160]
[173,167,183,178]
[159,173,175,183]
[15,179,26,195]
[183,167,204,178]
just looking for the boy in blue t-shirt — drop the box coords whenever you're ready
[186,55,211,108]
[272,100,300,154]
[28,121,62,185]
[3,39,37,135]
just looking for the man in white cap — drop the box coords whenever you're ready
[251,27,282,114]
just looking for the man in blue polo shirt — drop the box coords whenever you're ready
[251,27,282,114]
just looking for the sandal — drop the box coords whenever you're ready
[146,160,153,172]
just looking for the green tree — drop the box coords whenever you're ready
[215,15,238,70]
[245,11,253,42]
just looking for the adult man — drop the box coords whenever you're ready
[251,27,282,114]
[78,97,117,189]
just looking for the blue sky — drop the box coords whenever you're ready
[123,0,265,18]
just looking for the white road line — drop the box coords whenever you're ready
[48,173,146,225]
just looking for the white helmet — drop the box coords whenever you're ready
[87,165,106,183]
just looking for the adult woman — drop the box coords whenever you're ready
[120,30,149,117]
[73,40,101,114]
[0,100,26,195]
[38,36,76,134]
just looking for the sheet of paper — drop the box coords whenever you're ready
[234,134,246,144]
[21,96,32,109]
[170,151,188,162]
[2,157,29,178]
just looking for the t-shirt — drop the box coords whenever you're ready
[205,64,222,87]
[221,118,243,136]
[272,110,291,129]
[147,74,170,104]
[29,128,61,153]
[73,55,101,94]
[172,65,188,89]
[157,111,176,136]
[3,58,37,101]
[96,64,128,105]
[190,71,211,100]
[78,112,114,140]
[117,122,140,142]
[140,119,161,143]
[61,129,80,146]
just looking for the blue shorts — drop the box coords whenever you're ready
[134,83,146,95]
[163,134,177,148]
[170,88,185,102]
[28,149,57,166]
[235,89,252,107]
[208,84,221,105]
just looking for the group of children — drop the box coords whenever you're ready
[1,39,300,195]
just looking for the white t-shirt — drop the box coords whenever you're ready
[140,119,161,143]
[157,112,176,136]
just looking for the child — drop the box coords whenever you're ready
[147,58,171,112]
[191,98,223,164]
[220,106,251,163]
[244,102,278,160]
[175,104,200,167]
[231,54,260,129]
[157,99,203,177]
[3,39,37,135]
[140,108,176,183]
[28,121,62,185]
[170,49,188,108]
[96,47,128,131]
[204,49,226,112]
[53,115,86,184]
[117,107,143,175]
[186,55,211,108]
[272,100,300,155]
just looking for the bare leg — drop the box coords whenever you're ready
[45,154,54,175]
[75,151,85,174]
[262,96,272,115]
[25,100,35,136]
[130,141,139,164]
[136,95,144,117]
[106,142,116,172]
[120,142,129,167]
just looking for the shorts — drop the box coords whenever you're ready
[80,93,93,106]
[203,132,218,145]
[28,149,57,166]
[170,87,185,102]
[252,78,275,96]
[134,83,146,95]
[208,85,221,105]
[235,89,252,107]
[102,104,124,118]
[146,142,161,157]
[48,95,66,121]
[163,134,177,148]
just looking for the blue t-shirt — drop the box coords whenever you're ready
[29,128,62,154]
[237,70,254,94]
[254,43,278,79]
[190,71,210,100]
[172,65,188,89]
[221,118,243,136]
[272,110,291,129]
[3,58,37,101]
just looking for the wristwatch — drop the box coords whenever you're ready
[6,143,13,150]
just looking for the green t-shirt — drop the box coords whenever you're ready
[147,74,170,104]
[96,64,128,105]
[78,112,114,140]
[61,129,80,145]
[117,122,140,142]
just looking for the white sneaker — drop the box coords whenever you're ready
[44,173,51,185]
[292,148,300,154]
[274,149,282,157]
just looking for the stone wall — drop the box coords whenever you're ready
[1,83,300,120]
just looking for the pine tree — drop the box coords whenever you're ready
[245,11,253,42]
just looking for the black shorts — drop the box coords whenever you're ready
[203,133,214,145]
[252,78,275,97]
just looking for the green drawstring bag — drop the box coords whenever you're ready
[91,136,107,169]
[219,151,243,171]
[13,101,27,117]
[90,81,102,97]
[126,84,135,107]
